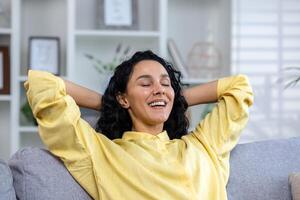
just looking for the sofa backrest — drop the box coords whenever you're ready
[8,147,92,200]
[7,137,300,200]
[0,159,16,200]
[227,136,300,200]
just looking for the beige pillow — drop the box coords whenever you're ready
[289,173,300,200]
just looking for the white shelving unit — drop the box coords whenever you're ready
[75,30,161,37]
[19,126,38,133]
[0,0,231,160]
[167,0,231,76]
[0,95,11,101]
[70,0,167,93]
[0,28,11,34]
[0,0,12,161]
[168,0,231,130]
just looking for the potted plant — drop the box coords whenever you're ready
[282,67,300,88]
[84,43,131,75]
[21,100,38,126]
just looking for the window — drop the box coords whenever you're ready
[232,0,300,142]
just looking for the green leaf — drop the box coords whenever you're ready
[116,43,122,54]
[285,77,300,89]
[84,53,94,60]
[21,101,37,125]
[93,64,103,73]
[123,46,130,55]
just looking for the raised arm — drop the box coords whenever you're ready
[186,74,254,151]
[184,74,254,183]
[183,80,218,106]
[63,79,102,110]
[24,70,108,199]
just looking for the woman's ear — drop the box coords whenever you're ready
[116,93,130,109]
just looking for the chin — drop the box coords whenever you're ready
[149,116,169,125]
[144,109,172,125]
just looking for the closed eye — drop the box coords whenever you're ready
[161,80,170,87]
[141,84,150,87]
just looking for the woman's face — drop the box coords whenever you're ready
[118,60,175,131]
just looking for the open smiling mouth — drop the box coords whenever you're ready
[148,100,167,108]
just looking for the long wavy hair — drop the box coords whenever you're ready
[95,50,189,140]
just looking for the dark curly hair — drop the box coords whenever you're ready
[95,50,189,140]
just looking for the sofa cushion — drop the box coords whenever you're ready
[0,159,16,200]
[227,137,300,200]
[8,147,92,200]
[289,172,300,200]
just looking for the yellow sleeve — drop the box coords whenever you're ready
[24,70,101,199]
[190,75,254,180]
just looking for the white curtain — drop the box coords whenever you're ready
[231,0,300,143]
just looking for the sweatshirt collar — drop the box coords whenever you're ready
[122,130,170,141]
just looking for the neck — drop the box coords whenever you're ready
[131,123,164,135]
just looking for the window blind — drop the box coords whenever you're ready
[232,0,300,142]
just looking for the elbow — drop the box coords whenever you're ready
[236,74,251,88]
[235,74,254,106]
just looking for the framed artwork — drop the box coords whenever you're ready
[99,0,138,30]
[0,46,10,94]
[28,36,60,75]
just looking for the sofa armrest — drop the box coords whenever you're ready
[8,147,92,200]
[0,159,16,200]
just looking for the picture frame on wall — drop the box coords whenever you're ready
[99,0,138,30]
[0,46,10,94]
[28,36,60,75]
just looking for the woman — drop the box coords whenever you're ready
[25,50,253,200]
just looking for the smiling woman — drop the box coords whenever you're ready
[115,60,175,134]
[97,51,189,140]
[24,50,253,200]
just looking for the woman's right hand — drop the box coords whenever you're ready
[63,79,102,111]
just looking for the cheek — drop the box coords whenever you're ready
[141,89,151,97]
[169,89,175,102]
[128,90,150,107]
[167,91,175,109]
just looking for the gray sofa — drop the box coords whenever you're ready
[1,136,300,200]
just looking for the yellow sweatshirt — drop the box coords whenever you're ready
[24,70,253,200]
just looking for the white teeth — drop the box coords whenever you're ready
[149,101,166,107]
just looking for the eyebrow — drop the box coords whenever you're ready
[136,74,170,81]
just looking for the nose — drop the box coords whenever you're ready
[153,83,165,95]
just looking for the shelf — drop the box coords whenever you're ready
[0,95,11,101]
[19,126,38,133]
[75,30,160,38]
[19,76,27,82]
[0,28,11,35]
